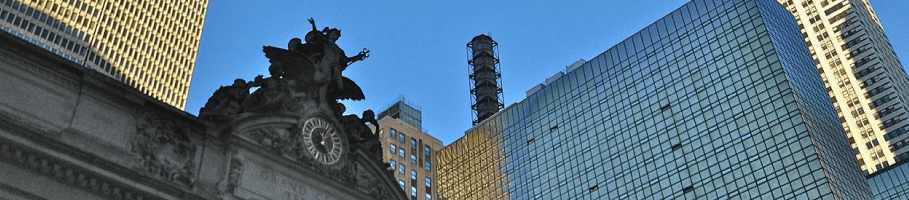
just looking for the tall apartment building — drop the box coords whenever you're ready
[776,0,909,174]
[377,100,444,200]
[438,0,872,199]
[0,0,208,110]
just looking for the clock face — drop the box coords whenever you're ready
[302,117,344,165]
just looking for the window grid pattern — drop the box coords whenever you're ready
[0,0,207,109]
[867,162,909,200]
[437,118,508,199]
[379,114,444,200]
[438,0,870,199]
[777,0,909,174]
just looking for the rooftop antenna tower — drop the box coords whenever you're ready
[467,34,504,125]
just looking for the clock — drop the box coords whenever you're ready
[302,117,344,165]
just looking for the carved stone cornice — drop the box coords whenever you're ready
[0,136,163,200]
[0,114,207,200]
[0,32,81,91]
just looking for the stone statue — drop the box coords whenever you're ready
[198,18,405,200]
[241,75,289,112]
[198,18,370,118]
[342,110,379,144]
[200,17,382,163]
[199,79,251,118]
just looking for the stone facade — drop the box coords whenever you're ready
[0,28,406,200]
[375,100,444,200]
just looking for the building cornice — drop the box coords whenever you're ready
[0,113,207,200]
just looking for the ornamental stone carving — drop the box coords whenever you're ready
[226,154,244,194]
[199,18,369,120]
[130,111,197,187]
[244,127,297,156]
[0,141,157,200]
[199,18,384,166]
[198,18,405,200]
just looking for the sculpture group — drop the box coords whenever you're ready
[198,18,403,199]
[199,18,383,166]
[201,18,369,117]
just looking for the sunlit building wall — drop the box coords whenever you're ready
[436,117,508,200]
[437,0,871,199]
[0,0,208,110]
[776,0,909,174]
[378,100,444,200]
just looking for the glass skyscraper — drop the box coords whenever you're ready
[437,0,871,199]
[867,162,909,199]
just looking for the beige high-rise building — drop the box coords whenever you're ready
[0,0,208,110]
[778,0,909,174]
[376,100,444,200]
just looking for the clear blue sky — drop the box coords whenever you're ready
[187,0,909,145]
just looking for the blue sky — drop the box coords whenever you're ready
[187,0,909,145]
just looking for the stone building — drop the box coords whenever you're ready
[0,24,405,200]
[376,100,443,200]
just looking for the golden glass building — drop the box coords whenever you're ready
[436,116,508,200]
[0,0,208,110]
[777,0,909,174]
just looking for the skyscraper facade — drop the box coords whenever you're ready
[436,119,508,199]
[776,0,909,175]
[867,161,909,199]
[437,0,871,199]
[377,100,444,200]
[0,0,208,110]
